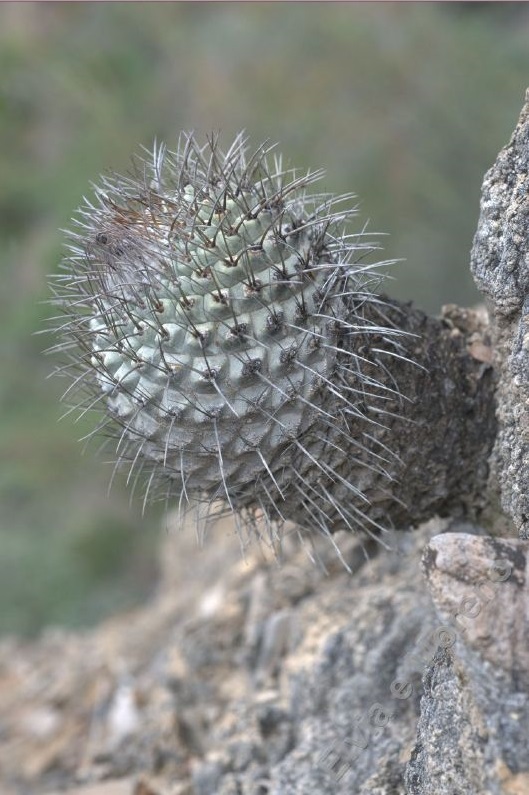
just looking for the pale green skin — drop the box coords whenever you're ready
[88,183,339,501]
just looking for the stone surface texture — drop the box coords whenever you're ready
[471,90,529,538]
[1,517,528,795]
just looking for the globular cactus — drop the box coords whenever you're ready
[49,133,496,544]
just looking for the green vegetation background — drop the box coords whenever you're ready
[1,2,528,636]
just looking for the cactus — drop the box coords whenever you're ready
[49,134,496,544]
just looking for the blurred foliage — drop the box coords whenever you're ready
[1,1,529,636]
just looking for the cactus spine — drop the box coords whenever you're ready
[49,133,496,544]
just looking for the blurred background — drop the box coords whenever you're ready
[1,1,528,636]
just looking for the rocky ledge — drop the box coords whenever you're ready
[1,514,528,795]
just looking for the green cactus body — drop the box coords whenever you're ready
[50,134,396,535]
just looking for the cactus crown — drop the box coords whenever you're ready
[49,133,399,545]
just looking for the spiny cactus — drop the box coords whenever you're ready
[48,133,496,546]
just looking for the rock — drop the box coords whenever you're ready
[422,533,529,685]
[471,90,529,538]
[1,512,528,795]
[405,647,493,795]
[420,532,529,784]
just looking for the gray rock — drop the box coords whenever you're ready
[405,647,493,795]
[471,90,529,538]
